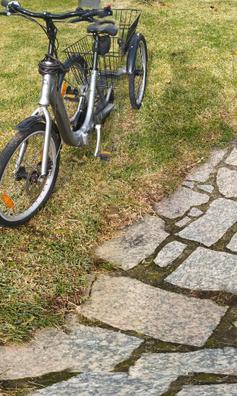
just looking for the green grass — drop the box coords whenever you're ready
[0,0,237,344]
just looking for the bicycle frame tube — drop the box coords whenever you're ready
[50,67,98,146]
[33,39,99,176]
[34,35,115,176]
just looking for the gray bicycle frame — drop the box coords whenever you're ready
[32,37,115,177]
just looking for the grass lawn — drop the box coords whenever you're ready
[0,0,237,344]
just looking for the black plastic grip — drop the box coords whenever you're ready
[97,6,113,18]
[1,0,10,7]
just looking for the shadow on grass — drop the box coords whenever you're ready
[128,49,235,165]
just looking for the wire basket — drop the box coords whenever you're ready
[113,9,141,51]
[63,35,123,88]
[63,9,141,88]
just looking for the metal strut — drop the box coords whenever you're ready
[94,124,101,157]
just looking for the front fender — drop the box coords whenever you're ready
[126,33,141,75]
[16,116,60,139]
[15,116,45,133]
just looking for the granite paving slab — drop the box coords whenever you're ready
[30,347,237,396]
[177,384,237,396]
[154,241,186,267]
[217,167,237,198]
[0,325,142,380]
[130,348,237,380]
[198,184,214,193]
[227,233,237,252]
[29,373,173,396]
[178,198,237,247]
[225,147,237,166]
[165,247,237,294]
[175,216,192,228]
[185,149,226,183]
[78,275,227,347]
[155,187,209,219]
[95,215,169,270]
[188,208,203,217]
[182,181,195,189]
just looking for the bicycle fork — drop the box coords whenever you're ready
[32,73,54,177]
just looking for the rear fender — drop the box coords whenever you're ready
[126,33,141,75]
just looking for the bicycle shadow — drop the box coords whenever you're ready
[134,48,235,165]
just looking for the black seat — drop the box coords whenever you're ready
[87,21,118,37]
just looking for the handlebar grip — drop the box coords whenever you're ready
[1,0,10,7]
[97,6,113,18]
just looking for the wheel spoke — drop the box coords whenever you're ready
[0,130,58,223]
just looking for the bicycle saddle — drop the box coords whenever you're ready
[87,21,118,36]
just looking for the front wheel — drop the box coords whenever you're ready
[0,123,61,227]
[128,34,148,109]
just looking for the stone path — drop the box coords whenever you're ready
[177,384,237,395]
[166,247,237,293]
[78,275,227,346]
[0,325,142,380]
[1,146,237,395]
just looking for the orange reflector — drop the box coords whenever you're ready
[61,81,68,97]
[2,193,14,209]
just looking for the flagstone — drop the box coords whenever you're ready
[30,348,237,396]
[182,181,195,189]
[95,215,169,270]
[177,384,237,396]
[189,208,203,217]
[155,187,209,219]
[175,216,192,228]
[227,233,237,252]
[178,198,237,247]
[78,275,227,347]
[0,325,142,380]
[186,149,226,183]
[225,147,237,166]
[166,247,237,294]
[130,348,237,382]
[154,241,186,267]
[198,184,214,193]
[217,167,237,198]
[29,373,172,396]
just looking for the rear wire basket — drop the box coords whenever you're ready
[63,9,141,88]
[113,9,141,51]
[64,35,122,88]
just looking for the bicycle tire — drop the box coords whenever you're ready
[128,34,148,109]
[0,123,61,227]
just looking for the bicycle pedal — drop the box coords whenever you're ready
[97,150,111,161]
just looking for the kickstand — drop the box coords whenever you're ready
[94,124,101,158]
[94,124,111,161]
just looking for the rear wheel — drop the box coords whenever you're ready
[0,123,60,227]
[61,55,88,131]
[61,55,114,128]
[128,34,148,109]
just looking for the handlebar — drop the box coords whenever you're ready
[1,1,113,20]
